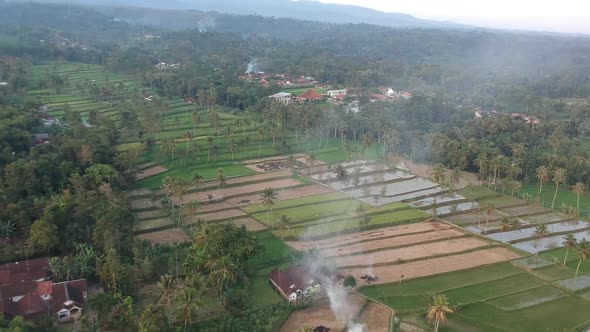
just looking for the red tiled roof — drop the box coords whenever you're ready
[298,89,323,100]
[52,279,87,313]
[371,94,388,100]
[0,258,50,284]
[269,269,298,297]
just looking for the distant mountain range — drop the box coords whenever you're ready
[7,0,466,29]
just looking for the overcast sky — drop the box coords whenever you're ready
[316,0,590,34]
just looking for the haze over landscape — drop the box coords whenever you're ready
[2,0,590,331]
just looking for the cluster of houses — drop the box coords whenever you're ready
[370,87,413,102]
[268,88,347,105]
[268,265,343,303]
[155,62,181,70]
[0,258,88,323]
[239,72,324,89]
[474,108,542,126]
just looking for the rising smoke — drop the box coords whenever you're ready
[245,60,258,74]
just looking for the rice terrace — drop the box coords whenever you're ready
[3,3,590,330]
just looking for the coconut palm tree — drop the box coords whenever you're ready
[0,220,16,238]
[177,288,202,330]
[430,164,446,184]
[499,216,519,232]
[216,168,226,190]
[510,142,526,161]
[276,215,291,240]
[551,168,567,209]
[306,153,317,176]
[207,257,237,297]
[362,133,373,158]
[562,234,578,265]
[535,166,549,194]
[426,293,453,332]
[483,203,495,235]
[228,141,238,161]
[574,238,590,287]
[510,180,521,197]
[156,274,176,309]
[335,165,348,181]
[534,224,549,239]
[572,182,586,213]
[192,172,203,191]
[261,187,277,227]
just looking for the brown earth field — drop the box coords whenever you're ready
[171,178,302,204]
[285,222,450,252]
[321,228,465,257]
[332,237,492,268]
[225,217,266,232]
[183,202,235,214]
[340,247,520,285]
[242,154,307,165]
[444,210,503,226]
[135,209,167,220]
[134,228,189,245]
[226,183,334,206]
[127,188,155,198]
[184,209,248,225]
[279,294,366,332]
[500,204,550,216]
[130,198,158,210]
[136,165,168,180]
[134,217,173,232]
[357,302,392,332]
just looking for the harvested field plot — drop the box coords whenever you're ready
[279,294,366,332]
[227,217,266,232]
[136,165,168,180]
[444,210,502,226]
[130,198,158,210]
[356,302,391,332]
[479,195,527,208]
[135,209,168,220]
[409,193,465,208]
[340,247,520,285]
[134,217,174,233]
[184,209,248,225]
[487,285,565,310]
[226,184,334,206]
[520,212,572,224]
[500,204,550,216]
[135,228,190,245]
[332,237,490,268]
[286,222,451,251]
[320,228,464,257]
[172,178,302,204]
[532,264,577,281]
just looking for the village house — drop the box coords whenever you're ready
[370,94,389,102]
[326,89,347,98]
[297,88,324,102]
[269,265,344,303]
[0,258,88,323]
[268,92,293,105]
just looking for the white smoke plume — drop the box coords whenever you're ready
[245,60,258,74]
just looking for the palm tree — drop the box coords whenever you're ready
[207,257,237,297]
[426,293,453,332]
[358,215,371,232]
[257,127,265,158]
[574,238,590,287]
[228,141,238,161]
[361,133,373,158]
[483,203,495,235]
[534,224,549,239]
[177,288,201,330]
[0,220,16,238]
[431,164,446,184]
[536,166,550,195]
[156,274,176,309]
[510,142,526,161]
[276,215,291,240]
[551,168,567,209]
[261,187,277,227]
[499,216,519,232]
[510,180,521,197]
[192,172,203,191]
[562,234,578,265]
[335,165,348,181]
[216,168,226,190]
[572,182,586,213]
[306,153,317,176]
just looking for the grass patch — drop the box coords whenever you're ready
[250,199,367,226]
[135,163,255,188]
[458,186,498,201]
[479,195,526,208]
[521,184,590,216]
[532,264,577,281]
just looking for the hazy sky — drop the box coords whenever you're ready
[316,0,590,34]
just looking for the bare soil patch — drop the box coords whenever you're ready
[279,294,366,332]
[135,228,190,245]
[340,247,520,285]
[333,237,491,268]
[127,188,155,198]
[135,209,167,220]
[136,165,168,180]
[182,202,235,215]
[226,217,266,231]
[322,229,464,257]
[226,184,334,206]
[286,222,450,252]
[130,198,158,210]
[172,178,302,204]
[357,302,392,332]
[186,209,248,224]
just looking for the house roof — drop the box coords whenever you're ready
[270,92,292,98]
[371,94,388,100]
[269,265,339,299]
[52,279,87,313]
[269,269,298,296]
[298,89,323,100]
[0,258,50,286]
